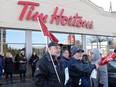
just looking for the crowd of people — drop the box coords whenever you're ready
[0,41,114,87]
[34,41,110,87]
[0,51,39,85]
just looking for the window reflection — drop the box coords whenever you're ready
[97,36,108,57]
[108,37,113,48]
[52,33,82,46]
[5,30,25,43]
[86,35,97,53]
[108,37,116,52]
[3,43,25,56]
[52,33,70,44]
[97,36,107,46]
[86,35,108,57]
[32,45,46,57]
[86,35,97,55]
[112,37,116,48]
[2,30,25,56]
[75,34,82,45]
[32,31,46,44]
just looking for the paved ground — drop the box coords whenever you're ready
[0,80,36,87]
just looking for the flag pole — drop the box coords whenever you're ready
[37,18,48,51]
[109,1,112,12]
[37,17,61,82]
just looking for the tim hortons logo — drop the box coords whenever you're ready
[18,1,94,29]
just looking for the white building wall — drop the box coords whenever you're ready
[0,0,116,36]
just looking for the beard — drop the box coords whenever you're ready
[55,53,60,57]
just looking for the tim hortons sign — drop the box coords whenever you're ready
[18,1,94,29]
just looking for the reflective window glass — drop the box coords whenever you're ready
[32,31,46,44]
[32,44,46,57]
[86,35,97,54]
[52,33,70,44]
[5,30,25,43]
[3,43,25,56]
[97,36,108,57]
[75,34,82,45]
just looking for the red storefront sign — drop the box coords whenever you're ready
[71,34,75,43]
[67,34,75,44]
[68,36,71,44]
[18,1,94,29]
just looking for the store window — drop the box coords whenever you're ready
[52,33,82,46]
[32,31,46,56]
[75,34,82,46]
[108,37,116,52]
[3,29,25,56]
[52,33,71,44]
[32,31,47,44]
[97,36,108,57]
[108,37,113,50]
[112,37,116,49]
[32,45,46,57]
[1,29,26,74]
[86,35,97,54]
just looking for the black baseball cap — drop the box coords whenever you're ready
[48,42,59,48]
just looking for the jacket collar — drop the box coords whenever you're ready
[44,52,51,61]
[61,56,70,61]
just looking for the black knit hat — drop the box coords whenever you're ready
[71,46,84,56]
[48,42,59,48]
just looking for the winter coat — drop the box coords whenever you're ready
[29,54,39,68]
[34,52,66,87]
[5,57,13,73]
[18,55,27,71]
[90,48,108,87]
[60,56,70,69]
[0,56,4,77]
[68,58,96,87]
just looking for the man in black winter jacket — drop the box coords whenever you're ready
[34,42,66,87]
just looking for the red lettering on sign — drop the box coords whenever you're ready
[50,7,64,25]
[26,6,35,20]
[18,1,48,23]
[18,1,94,29]
[18,1,39,20]
[68,16,73,26]
[61,16,68,26]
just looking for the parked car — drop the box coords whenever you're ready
[108,59,116,87]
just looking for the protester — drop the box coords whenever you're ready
[18,51,27,82]
[90,48,108,87]
[60,49,70,69]
[5,52,13,83]
[29,52,39,78]
[82,54,91,63]
[68,46,99,87]
[14,53,20,74]
[0,53,4,85]
[34,41,68,87]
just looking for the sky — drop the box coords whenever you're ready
[90,0,116,12]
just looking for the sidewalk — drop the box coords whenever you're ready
[0,80,36,87]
